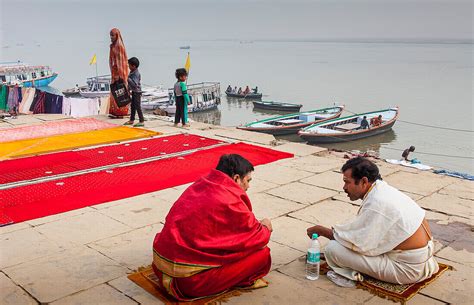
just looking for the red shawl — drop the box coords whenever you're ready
[153,169,271,277]
[108,28,129,116]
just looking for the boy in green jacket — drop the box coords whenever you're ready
[173,68,190,127]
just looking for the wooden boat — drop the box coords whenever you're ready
[225,91,262,100]
[298,107,399,144]
[253,101,302,112]
[238,105,344,136]
[0,61,58,87]
[62,85,87,97]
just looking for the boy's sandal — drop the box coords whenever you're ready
[123,121,134,125]
[133,122,145,127]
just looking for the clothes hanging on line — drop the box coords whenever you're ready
[63,97,100,117]
[7,86,22,112]
[18,88,36,114]
[0,85,7,111]
[44,92,63,114]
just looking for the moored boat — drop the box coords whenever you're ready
[225,91,262,99]
[79,75,111,98]
[253,100,302,112]
[298,107,399,144]
[62,85,87,97]
[0,61,58,87]
[155,82,221,114]
[238,105,344,136]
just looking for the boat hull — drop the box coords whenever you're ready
[300,120,397,144]
[238,107,344,136]
[253,102,302,112]
[240,122,318,136]
[226,92,262,99]
[22,73,58,87]
[79,91,110,98]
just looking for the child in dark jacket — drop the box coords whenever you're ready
[124,57,144,127]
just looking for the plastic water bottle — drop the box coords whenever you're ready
[306,233,320,280]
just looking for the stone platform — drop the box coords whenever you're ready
[1,115,472,305]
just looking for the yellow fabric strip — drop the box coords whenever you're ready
[0,126,159,159]
[153,251,218,278]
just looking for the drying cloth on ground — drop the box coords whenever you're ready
[433,169,474,181]
[0,126,159,159]
[0,134,223,184]
[385,159,432,171]
[128,265,267,305]
[0,143,293,225]
[0,118,117,143]
[356,263,452,304]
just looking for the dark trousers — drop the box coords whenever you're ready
[130,92,144,122]
[174,96,186,124]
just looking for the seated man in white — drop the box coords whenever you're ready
[307,157,439,285]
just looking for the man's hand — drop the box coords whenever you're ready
[261,218,273,232]
[307,225,334,240]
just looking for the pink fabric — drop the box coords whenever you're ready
[0,118,116,143]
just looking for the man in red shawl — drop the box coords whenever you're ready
[152,154,273,301]
[109,28,130,117]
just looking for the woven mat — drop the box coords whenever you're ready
[128,266,268,305]
[356,263,452,304]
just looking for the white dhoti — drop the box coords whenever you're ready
[325,239,439,284]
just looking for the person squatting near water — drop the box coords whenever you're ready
[152,154,272,300]
[307,157,439,286]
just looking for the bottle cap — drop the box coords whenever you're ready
[312,233,319,239]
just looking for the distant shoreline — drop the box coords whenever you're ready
[212,38,474,45]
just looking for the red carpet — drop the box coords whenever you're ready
[0,134,222,184]
[0,143,292,225]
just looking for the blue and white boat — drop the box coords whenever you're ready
[0,61,58,87]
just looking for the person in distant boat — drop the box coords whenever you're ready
[243,86,250,95]
[233,86,238,93]
[152,154,272,301]
[237,87,243,95]
[108,28,130,117]
[306,157,438,286]
[124,57,144,127]
[370,115,383,127]
[226,85,232,93]
[173,68,191,128]
[359,116,369,129]
[253,86,258,93]
[402,146,416,162]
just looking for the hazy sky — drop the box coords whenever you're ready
[1,0,472,44]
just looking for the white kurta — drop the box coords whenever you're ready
[326,180,439,284]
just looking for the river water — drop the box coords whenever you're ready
[1,0,472,173]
